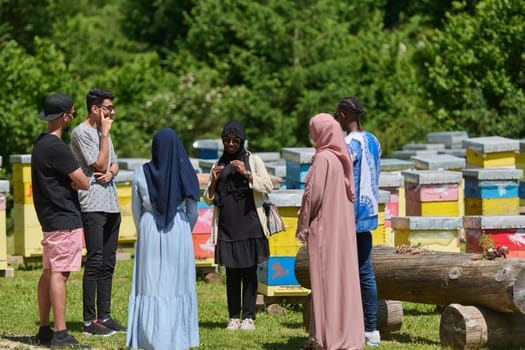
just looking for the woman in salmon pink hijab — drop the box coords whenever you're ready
[296,113,364,350]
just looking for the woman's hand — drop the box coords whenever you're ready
[230,160,249,177]
[211,164,225,181]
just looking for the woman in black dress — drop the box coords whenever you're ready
[203,120,273,331]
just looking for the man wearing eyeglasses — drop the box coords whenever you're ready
[70,88,126,336]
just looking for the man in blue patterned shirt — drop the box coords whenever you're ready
[335,96,382,346]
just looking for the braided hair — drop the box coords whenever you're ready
[336,96,365,130]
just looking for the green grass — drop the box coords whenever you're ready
[0,253,517,350]
[0,256,442,350]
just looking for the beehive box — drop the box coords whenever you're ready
[257,256,300,286]
[463,136,519,169]
[402,170,463,217]
[411,154,466,171]
[282,148,314,190]
[192,139,224,160]
[10,154,42,257]
[438,148,467,158]
[266,190,303,257]
[516,140,525,176]
[379,172,405,246]
[380,158,415,173]
[391,149,438,161]
[427,131,469,149]
[392,216,462,252]
[371,190,391,246]
[403,143,446,151]
[464,215,525,258]
[114,170,136,245]
[0,180,9,270]
[463,169,522,215]
[117,158,148,171]
[257,190,306,296]
[253,152,281,163]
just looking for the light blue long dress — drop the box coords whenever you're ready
[126,166,200,350]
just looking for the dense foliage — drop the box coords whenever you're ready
[0,0,523,170]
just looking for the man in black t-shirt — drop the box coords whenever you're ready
[31,93,91,349]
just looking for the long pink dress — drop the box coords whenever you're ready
[297,113,364,350]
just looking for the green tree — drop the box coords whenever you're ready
[422,0,525,137]
[0,39,80,171]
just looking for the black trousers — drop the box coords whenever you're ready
[225,265,258,320]
[82,212,121,322]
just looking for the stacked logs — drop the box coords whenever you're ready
[295,245,403,334]
[295,244,525,349]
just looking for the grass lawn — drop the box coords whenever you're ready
[1,254,447,350]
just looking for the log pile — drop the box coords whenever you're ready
[440,304,525,349]
[371,245,525,314]
[295,244,525,349]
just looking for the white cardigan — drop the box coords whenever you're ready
[202,151,273,244]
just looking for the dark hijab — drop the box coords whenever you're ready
[143,128,200,230]
[215,120,251,207]
[218,120,248,165]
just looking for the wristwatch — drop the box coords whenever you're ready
[245,170,252,179]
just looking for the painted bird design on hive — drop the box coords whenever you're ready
[271,261,289,279]
[508,229,525,246]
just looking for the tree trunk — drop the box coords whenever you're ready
[295,244,525,314]
[377,300,403,332]
[294,244,310,289]
[440,303,525,349]
[372,245,525,314]
[302,295,402,334]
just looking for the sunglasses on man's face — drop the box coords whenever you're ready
[222,137,242,145]
[66,110,77,119]
[99,104,115,112]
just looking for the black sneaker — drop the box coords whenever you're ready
[35,325,54,346]
[100,317,127,332]
[82,320,116,337]
[51,332,91,349]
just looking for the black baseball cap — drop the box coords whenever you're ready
[39,93,74,121]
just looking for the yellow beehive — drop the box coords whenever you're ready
[268,206,302,257]
[516,153,525,177]
[463,136,519,169]
[14,225,43,257]
[12,163,32,183]
[392,216,462,253]
[371,191,390,246]
[466,149,516,168]
[13,203,40,228]
[114,171,136,244]
[257,283,310,297]
[0,181,9,270]
[405,199,460,217]
[12,181,33,204]
[464,197,520,215]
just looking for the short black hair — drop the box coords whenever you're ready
[86,88,115,112]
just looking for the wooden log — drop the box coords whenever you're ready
[302,295,403,334]
[295,244,525,313]
[440,304,525,349]
[377,300,403,332]
[371,245,525,314]
[294,244,310,289]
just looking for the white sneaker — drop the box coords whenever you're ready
[365,330,380,346]
[240,318,255,331]
[225,318,241,331]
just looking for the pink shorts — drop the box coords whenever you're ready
[41,228,83,272]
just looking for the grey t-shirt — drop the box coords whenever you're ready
[70,122,120,213]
